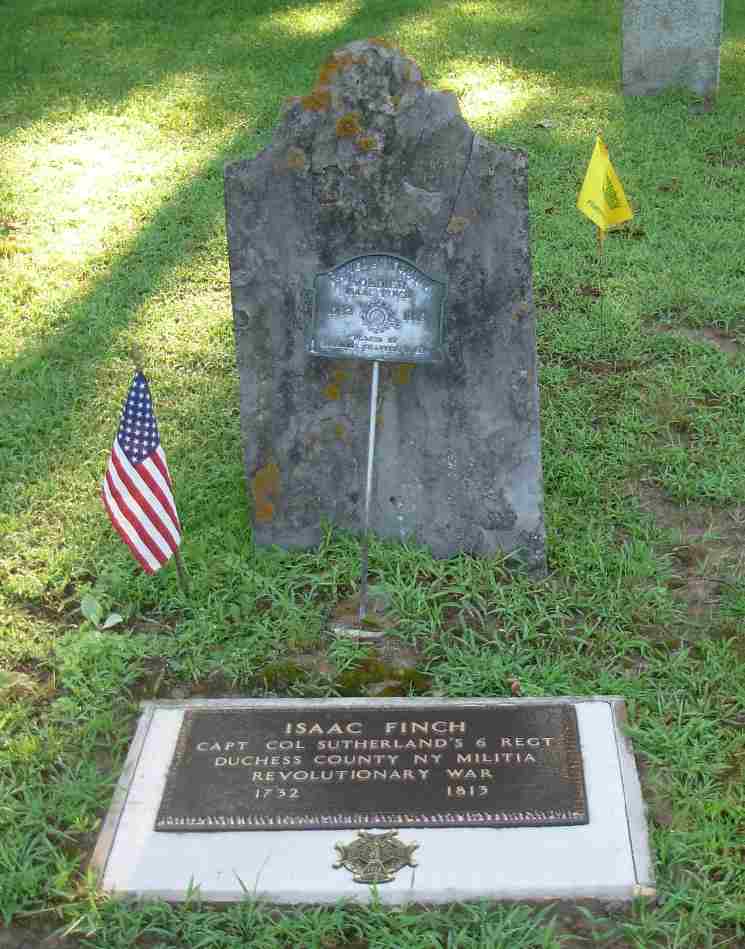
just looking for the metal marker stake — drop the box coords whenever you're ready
[359,359,380,622]
[307,255,447,633]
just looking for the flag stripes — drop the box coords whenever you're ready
[149,448,180,524]
[102,478,162,574]
[111,441,180,547]
[105,462,173,562]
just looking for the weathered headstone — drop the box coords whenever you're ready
[225,40,544,571]
[623,0,724,97]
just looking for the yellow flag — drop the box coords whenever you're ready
[577,136,633,231]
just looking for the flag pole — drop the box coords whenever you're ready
[595,129,605,265]
[596,225,607,348]
[173,548,190,596]
[130,345,190,598]
[358,359,380,623]
[577,132,633,358]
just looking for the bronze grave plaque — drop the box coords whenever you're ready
[307,254,446,364]
[156,704,587,831]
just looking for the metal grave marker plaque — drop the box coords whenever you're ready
[308,254,446,364]
[155,704,587,831]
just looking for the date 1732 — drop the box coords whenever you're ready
[254,788,300,799]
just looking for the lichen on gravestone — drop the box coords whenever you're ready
[225,40,546,572]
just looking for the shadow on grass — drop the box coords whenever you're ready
[1,0,433,482]
[1,0,623,490]
[0,0,625,142]
[8,0,742,513]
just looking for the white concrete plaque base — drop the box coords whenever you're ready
[92,697,654,903]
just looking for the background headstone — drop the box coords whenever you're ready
[623,0,724,97]
[225,40,545,571]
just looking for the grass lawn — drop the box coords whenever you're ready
[1,0,745,945]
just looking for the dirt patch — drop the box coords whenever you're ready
[127,656,242,702]
[1,663,56,705]
[635,754,677,832]
[635,482,745,546]
[681,327,739,355]
[0,927,71,948]
[127,656,171,701]
[631,481,745,622]
[280,635,430,697]
[651,323,740,356]
[329,593,397,633]
[666,575,725,621]
[704,148,745,168]
[534,288,561,312]
[331,640,431,697]
[125,612,183,635]
[16,597,79,631]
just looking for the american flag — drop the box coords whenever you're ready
[101,371,181,574]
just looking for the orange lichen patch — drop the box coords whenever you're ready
[301,87,331,112]
[336,112,362,138]
[286,146,307,171]
[332,368,350,383]
[447,215,470,235]
[392,363,414,385]
[355,134,379,153]
[323,382,341,400]
[369,36,393,48]
[334,422,348,442]
[317,61,339,85]
[256,500,275,522]
[252,462,280,523]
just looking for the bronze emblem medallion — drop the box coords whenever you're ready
[361,299,400,333]
[334,830,419,884]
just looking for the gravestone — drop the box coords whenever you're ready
[623,0,724,97]
[92,696,655,902]
[225,40,545,572]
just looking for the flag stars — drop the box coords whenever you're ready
[114,374,162,463]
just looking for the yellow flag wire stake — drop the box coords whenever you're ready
[597,220,607,343]
[577,134,633,347]
[130,344,191,597]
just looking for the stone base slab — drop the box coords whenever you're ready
[92,697,654,903]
